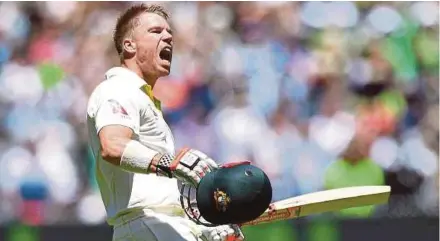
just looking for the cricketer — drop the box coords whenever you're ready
[86,4,245,241]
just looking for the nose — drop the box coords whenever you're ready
[162,30,173,45]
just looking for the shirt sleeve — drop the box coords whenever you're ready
[94,85,140,134]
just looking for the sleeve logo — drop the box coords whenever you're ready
[108,99,129,116]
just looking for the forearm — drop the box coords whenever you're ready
[101,138,162,174]
[101,135,218,185]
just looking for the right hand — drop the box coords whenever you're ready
[200,224,244,241]
[154,148,219,186]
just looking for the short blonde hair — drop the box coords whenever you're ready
[113,4,170,55]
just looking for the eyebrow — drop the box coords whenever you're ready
[148,26,173,35]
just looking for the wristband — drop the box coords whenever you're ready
[119,140,159,174]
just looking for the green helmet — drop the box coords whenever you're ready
[180,161,272,226]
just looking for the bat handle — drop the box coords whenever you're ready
[226,203,275,241]
[226,234,244,241]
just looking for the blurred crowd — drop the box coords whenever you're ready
[0,1,438,226]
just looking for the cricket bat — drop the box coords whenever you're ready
[240,185,391,226]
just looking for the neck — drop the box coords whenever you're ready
[121,61,157,88]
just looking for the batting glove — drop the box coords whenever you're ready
[154,148,219,186]
[201,224,244,241]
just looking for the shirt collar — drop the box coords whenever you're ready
[105,67,162,111]
[105,67,146,89]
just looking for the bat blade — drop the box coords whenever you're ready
[240,185,391,226]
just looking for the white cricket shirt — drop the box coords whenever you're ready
[87,67,181,225]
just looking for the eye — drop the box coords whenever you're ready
[150,28,162,34]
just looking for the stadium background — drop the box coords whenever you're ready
[0,1,438,241]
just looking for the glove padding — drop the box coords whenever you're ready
[155,148,219,186]
[201,224,244,241]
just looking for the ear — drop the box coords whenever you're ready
[122,38,136,54]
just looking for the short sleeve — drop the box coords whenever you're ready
[95,86,140,134]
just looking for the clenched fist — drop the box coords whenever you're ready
[153,148,219,186]
[200,224,244,241]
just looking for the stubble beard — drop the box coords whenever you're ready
[136,52,159,82]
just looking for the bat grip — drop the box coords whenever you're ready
[226,233,244,241]
[226,224,244,241]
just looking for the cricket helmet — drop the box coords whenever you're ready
[179,161,272,226]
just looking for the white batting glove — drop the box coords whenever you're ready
[154,148,219,186]
[200,224,244,241]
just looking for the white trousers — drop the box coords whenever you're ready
[112,211,204,241]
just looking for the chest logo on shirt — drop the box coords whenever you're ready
[108,99,129,116]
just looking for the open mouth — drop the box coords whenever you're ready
[159,46,172,62]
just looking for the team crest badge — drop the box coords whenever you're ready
[213,189,231,212]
